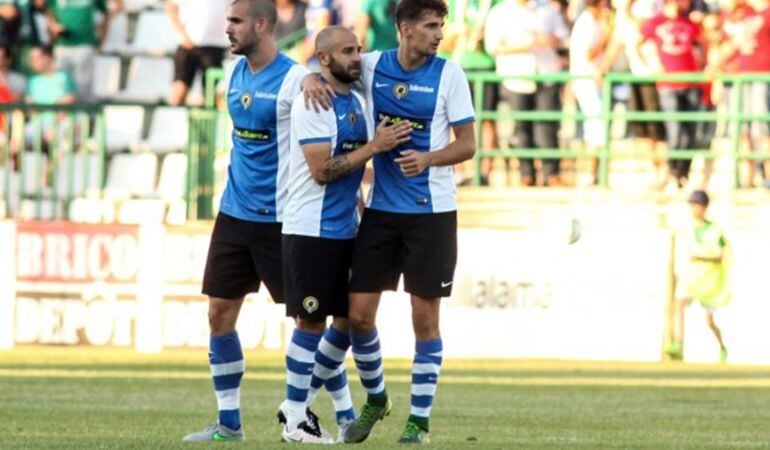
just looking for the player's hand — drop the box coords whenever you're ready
[302,73,336,113]
[372,118,412,153]
[181,36,195,50]
[394,149,431,177]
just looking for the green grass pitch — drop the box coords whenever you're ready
[2,346,770,449]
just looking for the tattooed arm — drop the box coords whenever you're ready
[303,118,413,185]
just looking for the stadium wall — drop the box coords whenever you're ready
[0,219,762,363]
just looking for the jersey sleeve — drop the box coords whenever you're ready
[444,61,475,127]
[291,95,335,145]
[222,57,241,95]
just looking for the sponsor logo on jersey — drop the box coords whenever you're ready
[253,91,278,100]
[234,127,271,142]
[377,112,426,131]
[341,140,367,152]
[409,84,435,94]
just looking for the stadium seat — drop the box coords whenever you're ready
[100,12,128,53]
[140,107,189,154]
[113,56,174,104]
[156,152,188,202]
[104,105,145,153]
[93,55,122,100]
[127,11,178,56]
[166,199,187,225]
[104,152,158,198]
[19,199,63,220]
[55,153,103,198]
[68,197,106,223]
[118,198,166,224]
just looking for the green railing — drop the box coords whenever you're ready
[468,71,770,187]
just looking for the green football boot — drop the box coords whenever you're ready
[397,420,430,445]
[182,422,244,442]
[343,396,392,443]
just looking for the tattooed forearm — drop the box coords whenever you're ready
[320,155,353,183]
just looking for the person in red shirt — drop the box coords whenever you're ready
[709,0,770,186]
[640,0,705,187]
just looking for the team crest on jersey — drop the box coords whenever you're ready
[349,112,358,125]
[393,83,409,100]
[240,92,252,109]
[302,296,319,314]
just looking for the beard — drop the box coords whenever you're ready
[329,56,361,84]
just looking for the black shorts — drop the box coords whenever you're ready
[349,209,457,299]
[174,46,226,87]
[283,234,354,322]
[202,213,284,302]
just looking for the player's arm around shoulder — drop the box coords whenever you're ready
[301,114,412,186]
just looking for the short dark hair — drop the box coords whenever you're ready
[32,44,54,57]
[231,0,277,29]
[396,0,448,27]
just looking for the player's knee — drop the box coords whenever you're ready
[208,301,237,333]
[296,317,326,334]
[348,309,375,333]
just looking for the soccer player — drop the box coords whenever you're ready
[303,0,477,444]
[279,26,413,444]
[183,0,319,442]
[667,190,732,363]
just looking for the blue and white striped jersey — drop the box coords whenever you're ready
[283,91,370,239]
[359,50,475,214]
[219,53,310,222]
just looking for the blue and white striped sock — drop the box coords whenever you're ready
[410,339,443,424]
[286,329,323,429]
[351,329,386,400]
[209,332,245,431]
[307,327,355,423]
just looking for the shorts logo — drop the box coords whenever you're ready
[393,83,409,100]
[303,296,319,314]
[240,92,252,109]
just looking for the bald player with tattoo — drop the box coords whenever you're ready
[278,26,413,444]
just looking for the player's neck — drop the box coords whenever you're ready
[397,45,429,72]
[245,39,278,74]
[322,72,351,95]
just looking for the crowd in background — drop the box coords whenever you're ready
[1,0,769,189]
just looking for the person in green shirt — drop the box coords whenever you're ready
[43,0,123,102]
[25,44,76,147]
[355,0,398,51]
[668,190,732,363]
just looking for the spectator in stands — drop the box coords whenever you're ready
[0,44,25,99]
[275,0,307,43]
[166,0,229,106]
[600,0,668,189]
[640,0,705,188]
[43,0,123,103]
[25,44,75,147]
[11,0,45,75]
[710,0,770,187]
[486,0,569,186]
[356,0,398,51]
[440,0,500,186]
[570,0,611,184]
[0,0,20,47]
[302,0,344,67]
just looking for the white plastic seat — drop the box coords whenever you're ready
[113,56,174,103]
[127,11,178,55]
[104,152,158,198]
[156,152,188,202]
[141,107,189,154]
[55,153,103,198]
[118,198,166,224]
[104,105,145,153]
[166,199,187,225]
[101,11,128,53]
[94,55,122,100]
[19,199,63,220]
